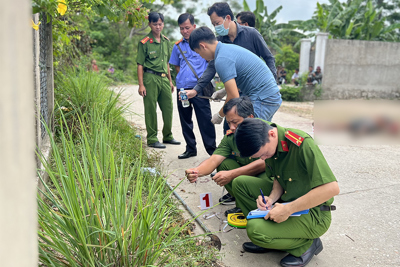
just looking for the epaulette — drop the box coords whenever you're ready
[140,36,150,44]
[226,129,234,136]
[284,130,304,147]
[175,38,183,45]
[162,34,169,41]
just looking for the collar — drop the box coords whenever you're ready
[148,31,162,43]
[215,42,222,58]
[270,123,288,156]
[235,21,244,34]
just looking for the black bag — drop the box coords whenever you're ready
[177,45,215,97]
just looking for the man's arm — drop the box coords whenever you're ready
[266,181,339,223]
[174,65,180,74]
[213,159,265,186]
[137,64,146,97]
[167,63,174,93]
[191,60,217,97]
[253,31,277,80]
[218,78,240,117]
[185,154,226,183]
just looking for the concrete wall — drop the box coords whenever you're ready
[0,1,38,265]
[322,39,400,99]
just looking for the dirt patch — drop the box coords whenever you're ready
[279,101,313,119]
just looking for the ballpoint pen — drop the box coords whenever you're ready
[259,188,268,209]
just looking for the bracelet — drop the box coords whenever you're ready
[217,113,223,119]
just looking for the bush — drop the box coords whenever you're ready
[279,84,302,101]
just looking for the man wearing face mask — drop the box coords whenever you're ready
[184,2,280,129]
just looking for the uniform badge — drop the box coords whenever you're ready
[231,151,240,157]
[281,141,289,152]
[284,130,304,147]
[150,38,153,43]
[226,129,234,136]
[140,36,150,44]
[149,51,156,54]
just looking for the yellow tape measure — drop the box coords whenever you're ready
[227,213,247,228]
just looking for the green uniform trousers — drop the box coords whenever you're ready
[143,72,174,144]
[217,158,273,204]
[233,175,332,257]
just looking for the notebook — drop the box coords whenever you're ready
[247,202,309,220]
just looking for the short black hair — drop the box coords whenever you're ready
[178,13,194,25]
[148,12,164,23]
[295,68,299,71]
[189,26,217,51]
[235,118,273,157]
[236,11,256,27]
[223,96,254,118]
[207,2,234,20]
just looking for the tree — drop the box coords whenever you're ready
[243,0,306,53]
[290,0,400,41]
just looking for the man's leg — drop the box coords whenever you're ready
[246,210,331,257]
[234,174,332,257]
[158,77,174,142]
[232,174,274,216]
[143,73,159,144]
[253,92,282,122]
[192,96,216,155]
[177,90,196,153]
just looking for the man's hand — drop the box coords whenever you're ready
[170,81,175,93]
[212,171,233,186]
[138,85,146,97]
[264,203,291,223]
[211,88,226,100]
[256,195,273,211]
[211,113,224,124]
[185,168,199,183]
[186,89,198,99]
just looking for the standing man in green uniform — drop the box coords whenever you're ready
[137,12,180,148]
[234,118,340,267]
[185,97,274,215]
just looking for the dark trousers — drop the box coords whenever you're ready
[177,90,216,155]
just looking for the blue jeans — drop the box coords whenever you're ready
[252,92,282,122]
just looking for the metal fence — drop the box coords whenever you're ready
[38,13,51,139]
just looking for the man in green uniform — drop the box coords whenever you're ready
[185,97,274,215]
[137,12,180,148]
[234,118,340,267]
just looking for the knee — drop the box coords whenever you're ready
[216,158,238,172]
[246,220,273,246]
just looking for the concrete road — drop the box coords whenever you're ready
[118,85,400,267]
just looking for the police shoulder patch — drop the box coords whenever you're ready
[162,34,169,41]
[175,38,183,45]
[226,129,234,136]
[284,130,304,147]
[140,36,150,44]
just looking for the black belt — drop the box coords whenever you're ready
[320,205,336,211]
[144,69,167,77]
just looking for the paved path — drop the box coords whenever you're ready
[118,85,400,267]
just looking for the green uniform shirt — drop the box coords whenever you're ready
[136,32,171,74]
[264,123,337,206]
[214,132,258,166]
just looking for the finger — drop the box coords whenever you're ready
[264,213,270,220]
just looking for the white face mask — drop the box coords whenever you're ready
[214,17,229,36]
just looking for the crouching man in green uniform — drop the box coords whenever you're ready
[234,118,340,267]
[136,12,180,148]
[185,97,274,216]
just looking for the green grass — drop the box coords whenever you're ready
[37,68,220,266]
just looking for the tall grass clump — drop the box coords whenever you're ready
[37,113,196,266]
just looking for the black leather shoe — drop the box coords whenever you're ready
[224,207,242,216]
[178,151,197,159]
[242,242,275,253]
[163,139,181,145]
[280,238,323,267]
[148,141,166,149]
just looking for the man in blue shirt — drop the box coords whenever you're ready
[169,14,216,159]
[189,26,282,125]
